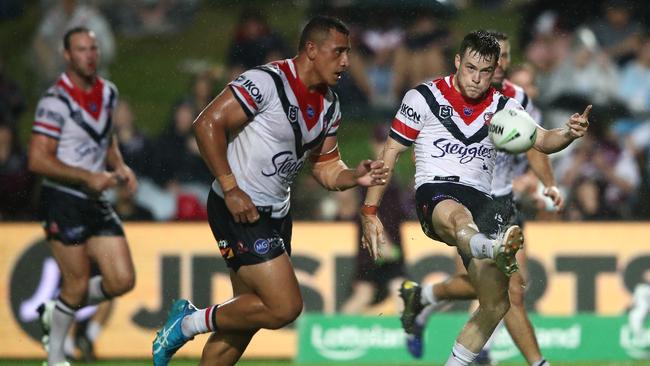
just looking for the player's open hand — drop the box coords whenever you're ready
[543,185,564,211]
[360,212,387,260]
[224,187,260,224]
[354,159,389,187]
[566,105,591,139]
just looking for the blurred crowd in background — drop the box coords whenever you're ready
[1,0,650,224]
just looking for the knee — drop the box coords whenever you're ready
[267,300,303,330]
[60,277,90,306]
[104,271,136,297]
[482,297,511,320]
[508,279,526,308]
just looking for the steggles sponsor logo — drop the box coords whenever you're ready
[310,324,405,361]
[620,324,650,359]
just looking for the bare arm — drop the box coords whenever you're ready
[534,105,591,154]
[310,135,388,191]
[526,147,563,209]
[28,134,118,194]
[193,87,258,223]
[360,137,409,259]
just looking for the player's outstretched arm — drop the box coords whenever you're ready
[533,105,591,154]
[360,136,408,260]
[310,135,388,191]
[193,88,259,223]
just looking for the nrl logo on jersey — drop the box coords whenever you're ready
[439,105,453,119]
[288,105,299,123]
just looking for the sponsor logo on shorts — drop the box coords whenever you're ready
[254,239,270,254]
[217,239,229,249]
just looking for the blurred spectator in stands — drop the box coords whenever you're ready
[340,124,410,314]
[524,10,573,94]
[225,9,289,80]
[153,102,211,187]
[392,15,450,102]
[541,27,619,113]
[509,63,540,101]
[557,108,640,220]
[0,120,35,220]
[102,0,199,38]
[359,16,403,109]
[618,34,650,118]
[179,71,215,115]
[113,100,155,179]
[32,0,115,88]
[588,0,642,66]
[151,102,211,220]
[0,54,26,125]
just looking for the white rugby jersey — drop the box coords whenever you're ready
[212,59,342,218]
[490,79,542,197]
[390,75,523,195]
[32,73,118,198]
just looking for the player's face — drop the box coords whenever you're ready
[312,29,351,86]
[492,39,510,86]
[454,48,497,100]
[64,32,99,79]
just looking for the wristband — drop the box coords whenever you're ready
[217,173,238,192]
[361,204,378,215]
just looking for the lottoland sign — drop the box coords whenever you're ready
[298,314,650,363]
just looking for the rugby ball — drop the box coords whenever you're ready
[488,108,537,153]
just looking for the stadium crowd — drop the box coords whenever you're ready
[1,0,650,223]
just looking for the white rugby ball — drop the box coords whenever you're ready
[488,108,537,154]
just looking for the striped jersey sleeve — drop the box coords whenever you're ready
[33,96,67,139]
[390,88,428,146]
[228,69,275,118]
[326,93,342,136]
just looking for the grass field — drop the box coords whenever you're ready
[2,361,650,366]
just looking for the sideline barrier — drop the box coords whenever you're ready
[1,222,648,358]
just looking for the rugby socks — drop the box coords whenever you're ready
[533,359,550,366]
[181,304,218,337]
[86,319,102,342]
[86,276,111,305]
[420,283,436,306]
[469,233,494,259]
[49,297,76,365]
[445,341,478,366]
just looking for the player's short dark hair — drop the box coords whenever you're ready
[298,16,349,52]
[63,27,92,50]
[459,30,501,63]
[487,30,509,42]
